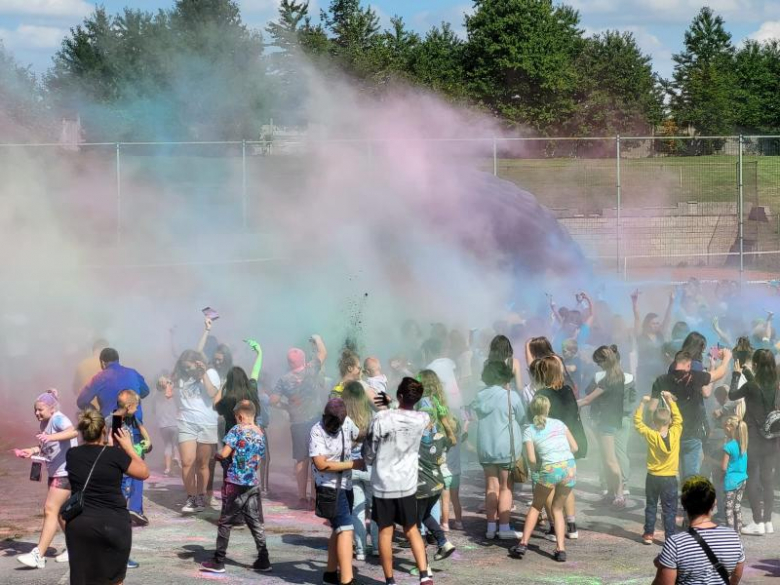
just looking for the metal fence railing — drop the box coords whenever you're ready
[2,135,780,280]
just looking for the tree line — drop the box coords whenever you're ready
[0,0,778,142]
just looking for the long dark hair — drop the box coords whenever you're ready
[528,336,554,360]
[593,345,624,386]
[211,344,233,379]
[488,335,514,365]
[681,332,706,362]
[224,367,256,402]
[753,349,778,392]
[172,349,208,384]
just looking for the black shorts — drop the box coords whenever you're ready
[291,420,315,462]
[372,495,418,530]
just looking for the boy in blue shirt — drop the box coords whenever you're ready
[201,400,270,574]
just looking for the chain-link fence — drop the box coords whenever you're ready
[2,135,779,280]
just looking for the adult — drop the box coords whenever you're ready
[310,398,362,585]
[65,409,149,585]
[632,289,674,396]
[76,347,149,521]
[423,336,463,410]
[578,345,635,507]
[270,334,327,508]
[172,349,221,513]
[449,329,474,398]
[487,334,523,392]
[71,339,108,397]
[531,356,587,540]
[471,360,525,539]
[15,389,77,568]
[331,348,362,398]
[651,348,731,480]
[341,380,378,560]
[652,476,744,585]
[214,366,262,445]
[729,349,779,535]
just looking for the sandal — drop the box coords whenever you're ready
[508,544,527,559]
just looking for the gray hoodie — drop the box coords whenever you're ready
[364,408,430,499]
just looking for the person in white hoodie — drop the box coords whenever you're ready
[365,377,432,585]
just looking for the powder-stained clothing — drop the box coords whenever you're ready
[365,409,429,499]
[634,399,682,477]
[41,412,78,478]
[309,419,359,490]
[175,369,220,426]
[416,429,449,500]
[77,362,150,419]
[471,385,524,465]
[224,424,266,487]
[273,357,324,423]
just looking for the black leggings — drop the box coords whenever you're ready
[416,495,446,548]
[746,429,778,524]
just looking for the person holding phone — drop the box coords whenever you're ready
[65,410,149,585]
[15,389,78,569]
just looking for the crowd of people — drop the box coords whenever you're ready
[13,277,780,585]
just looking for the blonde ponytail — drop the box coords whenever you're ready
[530,394,551,430]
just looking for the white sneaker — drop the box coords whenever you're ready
[55,549,69,563]
[497,529,521,540]
[765,522,774,534]
[742,522,765,536]
[355,552,366,561]
[18,547,45,569]
[485,528,497,539]
[181,496,198,513]
[195,495,207,512]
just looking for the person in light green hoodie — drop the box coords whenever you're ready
[470,361,525,540]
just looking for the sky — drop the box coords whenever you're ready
[1,0,780,80]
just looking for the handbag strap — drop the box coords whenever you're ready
[82,446,107,494]
[335,429,346,493]
[686,527,730,585]
[507,389,517,464]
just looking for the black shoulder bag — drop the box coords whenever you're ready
[687,527,730,585]
[315,430,347,520]
[60,446,107,522]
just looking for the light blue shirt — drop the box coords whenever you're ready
[470,385,524,465]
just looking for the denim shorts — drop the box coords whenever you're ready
[329,489,354,534]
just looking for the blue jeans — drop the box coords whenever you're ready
[122,475,144,514]
[351,469,379,554]
[644,474,678,538]
[680,438,703,480]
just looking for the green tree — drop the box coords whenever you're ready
[573,31,663,135]
[733,40,780,136]
[464,0,583,133]
[669,7,735,141]
[409,23,466,98]
[323,0,380,76]
[0,42,52,138]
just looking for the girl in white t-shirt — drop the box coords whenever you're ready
[14,389,78,569]
[510,394,578,564]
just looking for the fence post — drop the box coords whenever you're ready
[116,143,121,246]
[616,135,622,274]
[242,140,247,231]
[492,137,498,177]
[738,135,744,282]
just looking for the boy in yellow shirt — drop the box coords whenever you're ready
[634,391,682,545]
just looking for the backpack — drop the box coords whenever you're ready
[757,385,780,440]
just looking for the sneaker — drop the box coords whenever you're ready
[485,527,497,539]
[322,570,339,585]
[450,520,464,530]
[544,527,557,542]
[200,560,225,573]
[497,529,521,540]
[419,572,434,585]
[554,549,567,563]
[642,534,654,545]
[434,541,456,561]
[253,554,272,572]
[612,497,626,510]
[566,522,579,540]
[129,511,149,526]
[55,549,69,563]
[355,552,366,561]
[181,496,198,513]
[623,488,631,497]
[127,559,140,569]
[742,522,766,536]
[600,489,609,497]
[766,522,774,534]
[17,547,45,569]
[441,523,450,532]
[508,543,527,559]
[195,495,207,512]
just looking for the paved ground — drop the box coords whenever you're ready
[3,453,780,585]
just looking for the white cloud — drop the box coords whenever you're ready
[0,24,66,49]
[0,0,92,18]
[749,20,780,42]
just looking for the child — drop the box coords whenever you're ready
[415,421,456,563]
[365,377,432,585]
[15,389,78,568]
[364,357,388,395]
[634,392,682,545]
[155,375,180,476]
[114,389,152,530]
[722,416,748,533]
[200,400,270,574]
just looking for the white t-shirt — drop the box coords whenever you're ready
[309,418,359,489]
[41,412,77,478]
[522,418,574,466]
[427,358,462,410]
[175,368,220,426]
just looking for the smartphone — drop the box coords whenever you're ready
[202,307,220,321]
[708,344,722,361]
[112,414,124,441]
[30,455,46,482]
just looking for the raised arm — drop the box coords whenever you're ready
[196,318,212,353]
[712,317,733,348]
[631,289,642,337]
[660,290,675,334]
[633,397,653,438]
[246,339,263,381]
[709,348,733,383]
[728,360,749,400]
[581,291,595,326]
[311,334,326,364]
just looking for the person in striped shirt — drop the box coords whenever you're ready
[652,476,744,585]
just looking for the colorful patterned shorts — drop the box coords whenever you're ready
[532,459,576,489]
